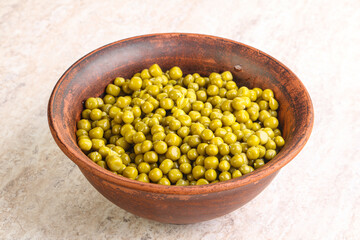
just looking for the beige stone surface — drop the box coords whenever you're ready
[0,0,359,239]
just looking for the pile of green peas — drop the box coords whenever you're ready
[76,64,285,186]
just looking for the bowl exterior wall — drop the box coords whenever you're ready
[81,168,278,224]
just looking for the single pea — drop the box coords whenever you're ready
[158,177,171,185]
[218,160,231,172]
[196,90,207,102]
[221,71,233,81]
[274,136,285,147]
[187,135,202,148]
[177,126,190,138]
[255,131,269,145]
[179,143,191,154]
[229,142,242,155]
[160,98,174,110]
[165,133,182,147]
[262,89,274,101]
[205,169,217,182]
[115,137,130,150]
[169,66,183,80]
[204,156,219,169]
[81,109,91,119]
[122,166,138,179]
[246,146,260,160]
[98,146,111,158]
[265,149,277,160]
[149,64,163,77]
[97,160,107,169]
[103,95,116,105]
[214,128,227,138]
[187,174,195,182]
[139,69,151,79]
[205,144,219,156]
[169,89,182,100]
[153,141,168,154]
[219,143,230,155]
[141,140,153,153]
[230,154,245,168]
[168,169,183,183]
[169,119,181,131]
[264,117,279,129]
[85,97,99,110]
[240,164,254,175]
[88,151,102,162]
[144,151,158,163]
[176,179,189,186]
[238,86,250,98]
[116,164,126,174]
[132,132,146,144]
[231,170,241,179]
[89,109,102,121]
[134,154,144,165]
[269,97,279,110]
[165,146,181,161]
[106,155,123,171]
[265,139,277,150]
[247,135,260,147]
[247,107,259,122]
[89,127,104,139]
[129,76,143,91]
[192,165,206,180]
[207,85,219,96]
[253,87,262,97]
[179,155,190,164]
[77,119,91,132]
[106,84,121,97]
[223,132,237,144]
[196,179,209,185]
[91,139,105,150]
[189,121,203,134]
[273,128,282,137]
[159,159,174,174]
[200,129,214,141]
[137,173,150,183]
[197,143,208,156]
[248,90,257,102]
[269,110,278,117]
[124,130,136,144]
[148,167,163,182]
[219,172,231,182]
[218,88,227,99]
[195,156,205,166]
[257,145,266,158]
[179,163,192,174]
[96,119,110,131]
[187,149,199,161]
[178,115,192,127]
[141,101,154,114]
[254,159,265,169]
[137,162,151,174]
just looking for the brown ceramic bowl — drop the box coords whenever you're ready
[48,33,313,224]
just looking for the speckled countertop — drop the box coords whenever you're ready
[0,0,359,239]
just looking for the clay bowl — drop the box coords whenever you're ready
[48,33,314,224]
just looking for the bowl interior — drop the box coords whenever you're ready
[48,33,313,193]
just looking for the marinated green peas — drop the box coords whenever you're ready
[76,64,285,185]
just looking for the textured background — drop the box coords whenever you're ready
[0,0,359,239]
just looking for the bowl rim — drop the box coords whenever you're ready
[48,33,314,195]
